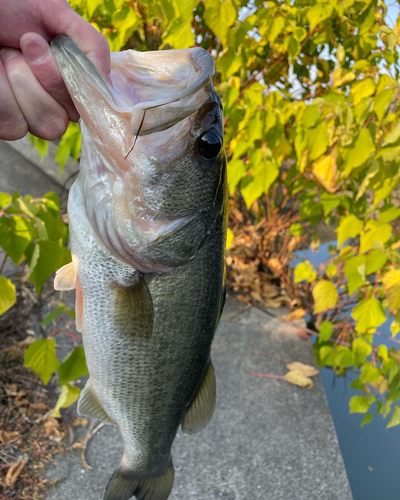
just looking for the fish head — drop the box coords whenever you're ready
[52,36,227,272]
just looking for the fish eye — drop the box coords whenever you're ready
[197,131,222,160]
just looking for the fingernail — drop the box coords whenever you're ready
[23,40,49,63]
[0,48,19,62]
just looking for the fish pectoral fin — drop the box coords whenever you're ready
[54,261,76,291]
[104,461,174,500]
[77,381,113,424]
[113,276,154,340]
[181,361,216,436]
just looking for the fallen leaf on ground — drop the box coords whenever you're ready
[5,457,28,488]
[286,309,306,321]
[71,417,88,427]
[0,430,20,444]
[286,362,318,377]
[267,258,283,276]
[283,370,314,388]
[5,384,18,396]
[28,402,49,416]
[14,394,29,406]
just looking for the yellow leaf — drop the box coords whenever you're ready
[286,309,306,321]
[383,270,400,313]
[312,153,338,193]
[313,280,338,313]
[283,370,314,388]
[52,384,81,418]
[226,228,234,250]
[286,362,318,377]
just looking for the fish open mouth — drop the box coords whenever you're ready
[51,35,215,147]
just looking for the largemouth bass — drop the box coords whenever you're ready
[51,36,227,500]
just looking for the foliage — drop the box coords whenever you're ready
[0,192,70,300]
[0,193,85,414]
[20,0,400,425]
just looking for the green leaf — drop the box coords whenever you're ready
[352,298,387,333]
[387,405,400,428]
[352,337,372,365]
[0,275,16,315]
[253,159,279,193]
[162,20,194,49]
[0,216,33,265]
[24,338,59,385]
[359,363,380,383]
[228,159,246,194]
[391,311,400,337]
[294,260,317,283]
[359,221,392,254]
[240,176,263,209]
[344,255,366,295]
[337,215,363,246]
[58,346,88,386]
[313,280,338,313]
[365,250,387,275]
[307,122,328,162]
[320,193,340,217]
[86,0,101,17]
[326,263,337,279]
[382,121,400,147]
[373,88,395,121]
[334,347,354,369]
[319,345,335,367]
[53,383,81,418]
[343,129,375,176]
[361,413,373,427]
[0,193,12,208]
[351,78,375,106]
[204,0,237,45]
[307,4,333,31]
[40,303,75,326]
[29,240,71,294]
[378,206,400,224]
[382,270,400,313]
[268,16,285,44]
[289,223,303,236]
[349,394,375,414]
[318,321,333,342]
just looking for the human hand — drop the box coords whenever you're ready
[0,0,110,141]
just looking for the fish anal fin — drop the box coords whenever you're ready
[104,461,174,500]
[54,261,76,291]
[181,361,216,436]
[77,380,113,424]
[113,276,153,340]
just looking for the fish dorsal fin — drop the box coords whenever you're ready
[77,380,113,424]
[54,261,76,290]
[181,361,216,435]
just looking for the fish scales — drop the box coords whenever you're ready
[52,35,227,500]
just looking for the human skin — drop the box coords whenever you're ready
[0,0,110,141]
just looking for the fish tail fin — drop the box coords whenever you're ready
[104,461,174,500]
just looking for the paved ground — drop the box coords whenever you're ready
[1,138,353,500]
